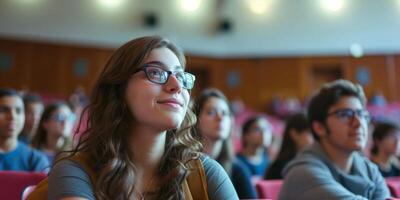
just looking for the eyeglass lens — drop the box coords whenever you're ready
[143,65,195,89]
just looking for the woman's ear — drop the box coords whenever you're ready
[289,128,298,141]
[312,121,327,138]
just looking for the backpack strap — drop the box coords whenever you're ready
[25,153,93,200]
[182,179,194,200]
[185,158,209,200]
[25,177,48,200]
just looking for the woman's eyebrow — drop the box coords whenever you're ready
[145,61,164,66]
[173,65,184,71]
[145,61,183,71]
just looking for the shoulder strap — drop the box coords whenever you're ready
[25,178,48,200]
[185,158,209,200]
[26,153,96,200]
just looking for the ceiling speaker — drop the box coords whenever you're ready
[143,13,158,28]
[218,19,233,33]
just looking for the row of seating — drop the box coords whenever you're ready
[255,178,400,200]
[0,171,46,200]
[2,171,400,200]
[386,177,400,198]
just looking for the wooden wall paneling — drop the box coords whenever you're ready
[29,43,66,96]
[210,59,225,90]
[209,58,229,94]
[346,55,390,100]
[393,55,400,101]
[310,57,345,94]
[186,56,217,98]
[217,59,259,110]
[57,46,71,96]
[256,58,303,112]
[65,46,90,96]
[2,38,400,110]
[22,43,35,90]
[298,58,311,100]
[0,40,33,90]
[91,49,113,90]
[299,57,317,97]
[385,55,397,102]
[63,46,112,97]
[340,57,352,80]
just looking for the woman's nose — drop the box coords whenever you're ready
[164,74,182,93]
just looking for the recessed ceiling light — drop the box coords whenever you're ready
[98,0,124,8]
[181,0,202,12]
[321,0,344,12]
[248,0,269,15]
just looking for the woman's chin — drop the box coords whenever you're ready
[164,119,184,130]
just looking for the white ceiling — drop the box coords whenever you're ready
[0,0,400,57]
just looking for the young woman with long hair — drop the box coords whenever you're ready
[193,88,257,199]
[370,120,400,177]
[31,102,74,164]
[237,115,272,177]
[43,36,238,200]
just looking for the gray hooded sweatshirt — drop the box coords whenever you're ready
[279,143,390,200]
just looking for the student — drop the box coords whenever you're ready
[40,36,237,199]
[31,102,74,164]
[18,93,44,144]
[0,88,49,172]
[279,79,390,200]
[370,120,400,177]
[237,115,272,177]
[193,88,256,199]
[264,112,313,180]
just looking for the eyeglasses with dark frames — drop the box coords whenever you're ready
[135,64,195,90]
[327,108,371,123]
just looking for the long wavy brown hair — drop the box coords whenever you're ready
[192,88,235,175]
[71,36,202,199]
[31,102,73,153]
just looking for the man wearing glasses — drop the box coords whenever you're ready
[279,79,390,200]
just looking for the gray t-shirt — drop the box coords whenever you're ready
[48,155,238,200]
[279,143,390,200]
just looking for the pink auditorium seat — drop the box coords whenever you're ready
[21,185,36,200]
[0,171,46,200]
[256,179,283,200]
[386,177,400,198]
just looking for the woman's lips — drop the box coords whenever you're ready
[158,98,182,105]
[157,99,183,109]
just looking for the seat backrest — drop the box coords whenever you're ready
[255,179,283,200]
[22,185,37,200]
[386,177,400,198]
[0,171,46,200]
